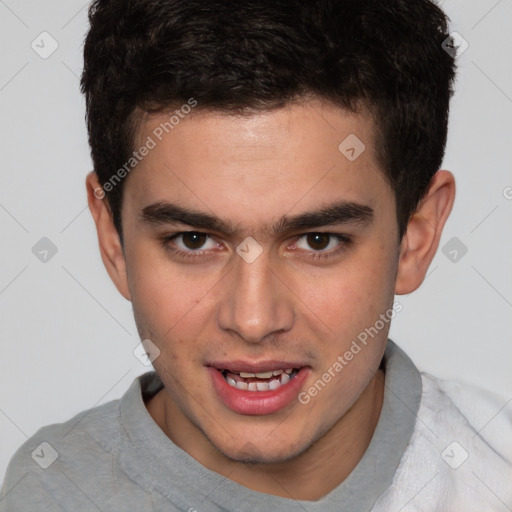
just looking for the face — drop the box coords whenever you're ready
[118,99,400,463]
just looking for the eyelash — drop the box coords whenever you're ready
[159,231,352,262]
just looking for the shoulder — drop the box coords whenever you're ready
[0,398,122,510]
[8,395,123,469]
[421,372,512,463]
[375,372,512,511]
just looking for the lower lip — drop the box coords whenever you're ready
[208,367,310,415]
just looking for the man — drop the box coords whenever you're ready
[1,0,511,510]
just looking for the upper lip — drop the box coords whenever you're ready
[207,360,307,373]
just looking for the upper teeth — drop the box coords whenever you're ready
[239,369,293,378]
[225,370,293,392]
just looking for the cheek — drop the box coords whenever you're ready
[295,242,397,339]
[126,246,223,347]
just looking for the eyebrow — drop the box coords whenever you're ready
[140,200,374,236]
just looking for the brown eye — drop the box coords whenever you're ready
[293,233,351,256]
[305,233,331,251]
[160,231,222,260]
[181,232,208,250]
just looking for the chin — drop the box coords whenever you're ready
[210,432,313,465]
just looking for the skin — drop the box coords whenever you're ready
[86,98,455,500]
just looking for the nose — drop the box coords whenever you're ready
[216,248,295,343]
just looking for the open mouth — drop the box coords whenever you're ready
[221,368,300,392]
[208,364,311,415]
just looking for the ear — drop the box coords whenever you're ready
[86,171,131,301]
[395,170,455,295]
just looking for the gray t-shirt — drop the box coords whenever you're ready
[0,340,421,511]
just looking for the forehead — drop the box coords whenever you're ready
[125,99,393,232]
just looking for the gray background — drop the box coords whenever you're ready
[1,0,511,484]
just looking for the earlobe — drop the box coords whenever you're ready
[395,170,456,295]
[85,171,132,301]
